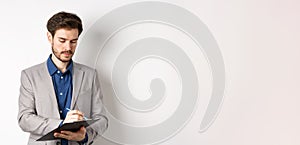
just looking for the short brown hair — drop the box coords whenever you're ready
[47,11,83,37]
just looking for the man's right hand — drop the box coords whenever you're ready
[63,110,84,124]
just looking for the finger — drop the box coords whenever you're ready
[54,132,71,140]
[80,126,86,131]
[54,132,59,137]
[67,115,83,120]
[78,126,86,134]
[67,114,84,120]
[64,110,84,123]
[60,130,73,135]
[60,127,85,135]
[59,129,85,141]
[67,110,84,116]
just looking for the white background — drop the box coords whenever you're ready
[0,0,299,145]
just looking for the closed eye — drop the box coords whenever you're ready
[59,38,66,43]
[70,40,77,44]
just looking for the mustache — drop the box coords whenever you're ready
[61,50,73,54]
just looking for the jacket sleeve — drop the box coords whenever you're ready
[17,70,62,136]
[85,70,108,145]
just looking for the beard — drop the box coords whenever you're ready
[51,46,73,63]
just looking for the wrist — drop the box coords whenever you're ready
[78,133,88,144]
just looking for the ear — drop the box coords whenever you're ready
[47,31,53,44]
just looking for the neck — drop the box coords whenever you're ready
[51,54,69,73]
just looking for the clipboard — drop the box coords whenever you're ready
[37,119,99,141]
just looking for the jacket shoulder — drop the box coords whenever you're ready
[22,62,46,74]
[73,62,96,72]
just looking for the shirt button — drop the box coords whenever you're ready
[61,76,64,79]
[59,110,62,113]
[57,71,60,74]
[59,92,63,96]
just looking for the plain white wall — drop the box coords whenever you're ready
[1,0,299,145]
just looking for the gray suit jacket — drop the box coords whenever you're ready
[18,61,108,145]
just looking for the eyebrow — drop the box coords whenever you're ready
[58,37,78,41]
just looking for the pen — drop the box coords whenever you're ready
[66,108,89,120]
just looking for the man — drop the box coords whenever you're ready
[18,11,108,145]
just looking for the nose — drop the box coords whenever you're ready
[65,42,72,50]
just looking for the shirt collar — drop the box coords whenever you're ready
[47,54,73,76]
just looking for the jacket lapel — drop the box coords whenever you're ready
[43,62,60,118]
[71,63,84,109]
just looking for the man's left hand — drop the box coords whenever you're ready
[54,126,86,141]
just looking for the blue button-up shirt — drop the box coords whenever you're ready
[47,55,73,145]
[47,55,73,119]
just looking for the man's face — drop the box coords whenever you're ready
[48,28,79,63]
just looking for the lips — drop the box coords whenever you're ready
[62,51,73,56]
